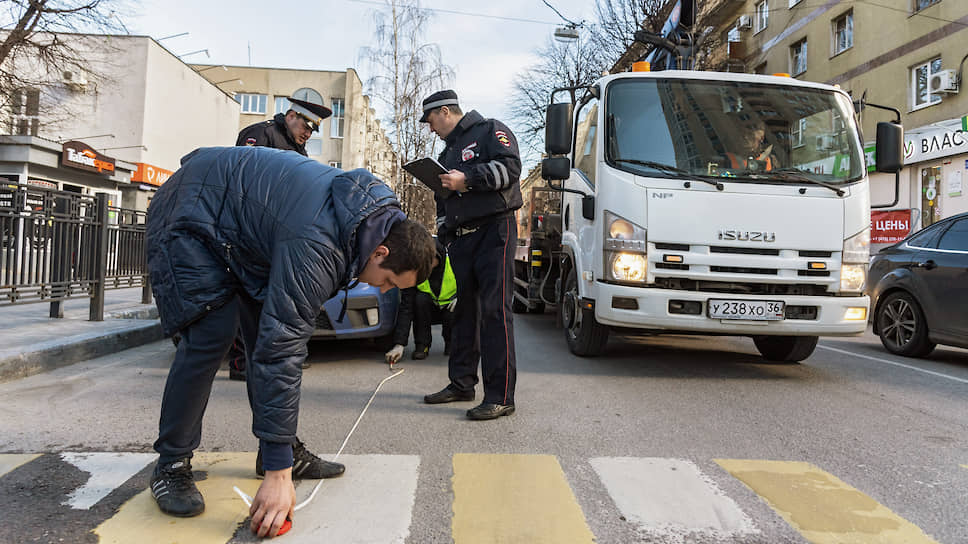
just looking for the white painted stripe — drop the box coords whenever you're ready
[61,452,155,510]
[818,345,968,384]
[284,454,419,543]
[591,457,758,540]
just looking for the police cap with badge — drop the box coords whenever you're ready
[419,90,459,123]
[288,97,332,132]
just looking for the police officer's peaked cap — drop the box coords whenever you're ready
[288,97,332,132]
[419,90,459,123]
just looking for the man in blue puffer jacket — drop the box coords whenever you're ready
[145,146,434,537]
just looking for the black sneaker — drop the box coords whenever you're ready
[150,458,204,517]
[412,344,430,360]
[256,438,345,479]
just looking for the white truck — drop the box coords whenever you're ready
[538,68,903,361]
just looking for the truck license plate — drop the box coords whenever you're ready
[707,299,785,321]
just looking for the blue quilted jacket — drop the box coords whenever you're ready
[146,146,402,442]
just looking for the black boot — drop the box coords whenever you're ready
[150,458,204,517]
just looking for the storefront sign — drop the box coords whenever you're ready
[61,141,115,176]
[903,123,968,164]
[132,162,173,186]
[871,209,911,244]
[864,145,875,172]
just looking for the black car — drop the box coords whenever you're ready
[868,212,968,357]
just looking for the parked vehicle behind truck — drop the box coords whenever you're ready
[530,67,903,362]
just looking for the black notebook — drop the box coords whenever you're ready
[403,157,453,197]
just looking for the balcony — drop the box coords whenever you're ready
[700,0,746,28]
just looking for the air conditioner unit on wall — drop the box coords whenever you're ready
[62,70,88,90]
[928,69,959,94]
[737,15,753,30]
[816,134,836,150]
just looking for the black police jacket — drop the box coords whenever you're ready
[236,113,307,156]
[435,110,522,232]
[146,146,402,443]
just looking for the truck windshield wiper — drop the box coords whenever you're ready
[613,159,724,190]
[731,167,845,197]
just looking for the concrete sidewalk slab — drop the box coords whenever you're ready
[0,288,162,383]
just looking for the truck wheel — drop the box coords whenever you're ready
[561,270,608,356]
[752,335,818,362]
[875,291,935,357]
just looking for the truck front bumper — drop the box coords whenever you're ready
[592,282,868,336]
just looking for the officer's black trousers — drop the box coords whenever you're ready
[412,290,453,349]
[154,293,261,464]
[446,215,517,405]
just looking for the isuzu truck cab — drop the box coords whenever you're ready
[540,69,902,361]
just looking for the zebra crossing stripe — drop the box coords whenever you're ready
[0,454,40,478]
[282,454,419,543]
[590,457,758,540]
[94,452,261,544]
[715,459,941,544]
[61,452,155,510]
[452,453,595,544]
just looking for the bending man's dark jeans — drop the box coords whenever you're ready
[413,290,454,348]
[154,294,261,464]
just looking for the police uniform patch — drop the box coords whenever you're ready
[495,130,510,148]
[461,142,477,162]
[245,137,257,146]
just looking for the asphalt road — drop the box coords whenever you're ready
[0,313,966,543]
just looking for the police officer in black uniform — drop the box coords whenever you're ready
[420,90,522,420]
[236,96,332,156]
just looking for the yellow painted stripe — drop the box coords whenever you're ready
[95,452,260,544]
[452,453,595,544]
[716,459,939,544]
[961,464,968,470]
[0,453,41,477]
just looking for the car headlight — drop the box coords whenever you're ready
[604,211,647,282]
[841,228,869,293]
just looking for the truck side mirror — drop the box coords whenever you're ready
[542,157,571,181]
[875,122,903,173]
[545,102,573,155]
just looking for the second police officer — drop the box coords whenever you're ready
[419,90,523,420]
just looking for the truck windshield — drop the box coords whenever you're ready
[604,78,864,185]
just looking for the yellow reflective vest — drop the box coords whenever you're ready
[416,256,456,307]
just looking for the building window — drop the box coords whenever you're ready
[754,1,769,33]
[10,88,40,136]
[236,93,267,114]
[306,136,322,156]
[330,98,345,139]
[790,39,808,75]
[914,0,940,12]
[911,57,942,109]
[275,96,291,114]
[292,87,322,105]
[791,118,806,147]
[328,161,342,169]
[832,11,853,55]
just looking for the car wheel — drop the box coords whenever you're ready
[752,335,818,362]
[875,291,936,357]
[561,268,608,356]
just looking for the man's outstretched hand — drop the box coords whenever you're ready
[250,467,295,538]
[385,344,405,364]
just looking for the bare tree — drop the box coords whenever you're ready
[587,0,665,70]
[359,0,454,231]
[1,0,129,135]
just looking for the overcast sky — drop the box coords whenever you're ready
[128,0,595,168]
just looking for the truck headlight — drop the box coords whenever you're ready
[840,228,869,293]
[604,211,647,282]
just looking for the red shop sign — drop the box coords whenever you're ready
[871,209,911,244]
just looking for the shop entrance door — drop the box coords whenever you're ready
[920,165,942,227]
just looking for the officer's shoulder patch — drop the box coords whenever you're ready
[495,130,510,148]
[245,137,257,146]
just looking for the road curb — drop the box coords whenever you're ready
[0,321,163,383]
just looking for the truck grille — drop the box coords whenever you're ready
[653,277,830,296]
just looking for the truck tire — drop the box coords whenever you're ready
[874,291,935,357]
[752,335,818,362]
[561,270,608,356]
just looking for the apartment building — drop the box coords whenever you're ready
[2,34,240,211]
[702,0,968,244]
[192,65,397,188]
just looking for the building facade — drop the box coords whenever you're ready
[701,0,968,248]
[192,65,398,187]
[2,34,240,211]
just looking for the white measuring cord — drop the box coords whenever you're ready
[234,367,406,511]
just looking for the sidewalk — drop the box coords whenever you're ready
[0,287,162,383]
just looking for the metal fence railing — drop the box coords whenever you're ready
[0,183,151,320]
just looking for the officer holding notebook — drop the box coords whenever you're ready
[418,89,523,420]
